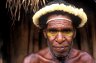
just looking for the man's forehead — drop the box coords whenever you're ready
[47,20,73,29]
[47,14,72,23]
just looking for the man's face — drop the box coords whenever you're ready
[44,15,76,57]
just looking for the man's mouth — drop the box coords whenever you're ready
[52,46,69,52]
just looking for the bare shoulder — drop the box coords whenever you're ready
[71,49,94,63]
[80,51,95,63]
[23,54,39,63]
[23,48,49,63]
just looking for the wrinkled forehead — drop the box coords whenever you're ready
[47,20,73,30]
[47,20,73,28]
[47,14,73,27]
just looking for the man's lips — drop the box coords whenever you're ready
[53,45,68,48]
[52,46,69,52]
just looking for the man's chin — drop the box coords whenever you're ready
[53,51,68,57]
[51,48,70,57]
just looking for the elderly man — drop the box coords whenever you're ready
[23,0,94,63]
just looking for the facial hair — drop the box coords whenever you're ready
[47,40,73,63]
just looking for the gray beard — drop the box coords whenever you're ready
[47,40,73,62]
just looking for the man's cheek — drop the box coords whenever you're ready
[47,33,55,41]
[66,36,73,41]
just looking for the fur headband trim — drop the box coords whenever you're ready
[32,3,87,28]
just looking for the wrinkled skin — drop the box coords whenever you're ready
[23,15,94,63]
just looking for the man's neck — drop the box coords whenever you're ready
[56,57,66,63]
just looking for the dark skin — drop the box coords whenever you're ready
[23,15,94,63]
[24,48,94,63]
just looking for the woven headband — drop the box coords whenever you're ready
[46,17,72,24]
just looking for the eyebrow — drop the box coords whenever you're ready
[47,28,74,31]
[47,28,58,31]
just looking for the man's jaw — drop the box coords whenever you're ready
[47,40,73,60]
[48,43,71,57]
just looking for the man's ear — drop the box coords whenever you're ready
[43,30,47,38]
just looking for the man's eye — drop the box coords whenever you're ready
[59,29,73,36]
[62,30,73,36]
[47,29,58,37]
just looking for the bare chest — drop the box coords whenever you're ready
[37,57,83,63]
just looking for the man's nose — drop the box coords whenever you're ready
[56,32,65,44]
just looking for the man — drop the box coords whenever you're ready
[23,0,94,63]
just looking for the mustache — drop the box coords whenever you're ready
[52,45,68,48]
[52,42,71,47]
[47,40,72,47]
